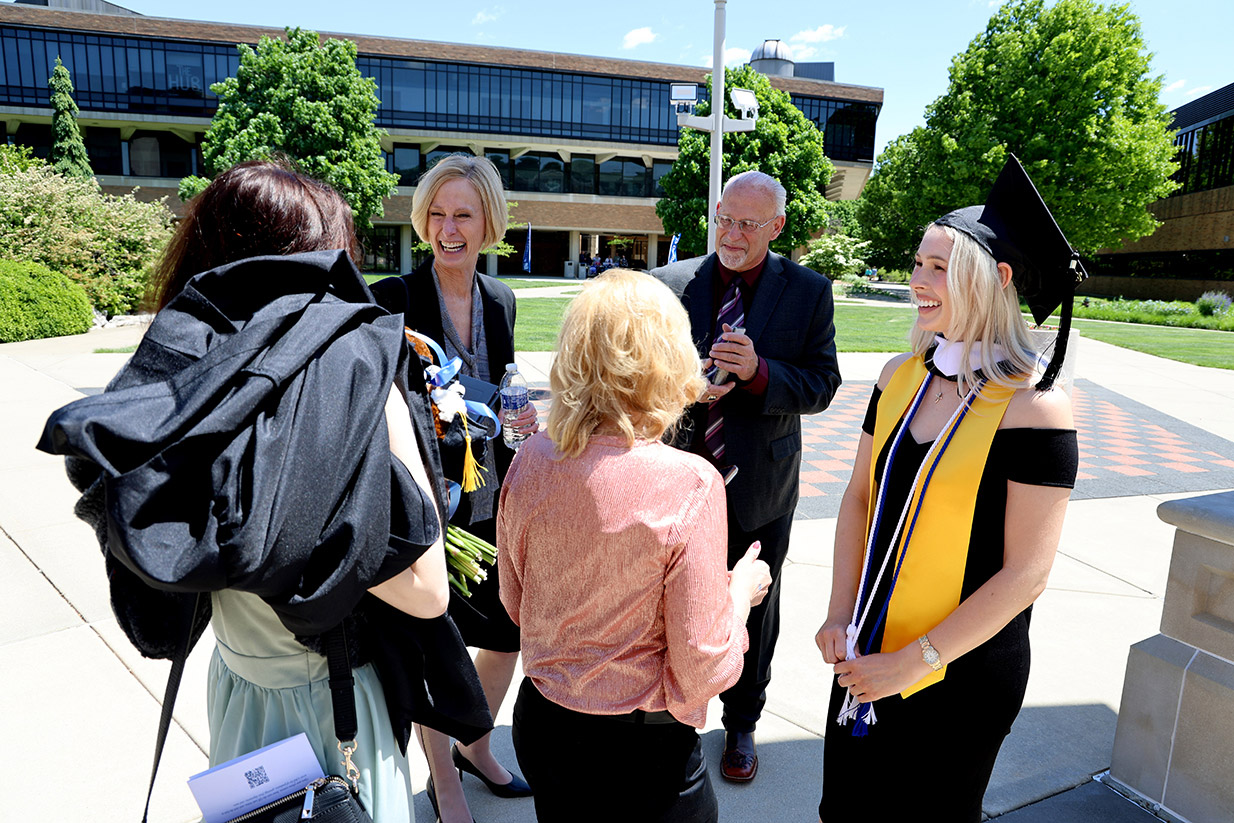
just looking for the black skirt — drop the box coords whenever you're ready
[512,678,718,823]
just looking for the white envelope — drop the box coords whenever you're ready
[187,733,325,823]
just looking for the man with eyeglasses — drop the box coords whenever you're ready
[652,170,841,783]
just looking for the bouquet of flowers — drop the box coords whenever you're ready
[405,328,500,595]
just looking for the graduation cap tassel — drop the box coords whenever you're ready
[459,414,487,493]
[1034,258,1079,392]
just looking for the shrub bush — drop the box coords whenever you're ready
[0,146,173,316]
[0,259,93,343]
[1196,291,1232,317]
[1061,296,1234,331]
[800,234,870,279]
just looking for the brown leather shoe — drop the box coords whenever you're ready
[720,730,757,782]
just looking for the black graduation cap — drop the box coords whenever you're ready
[933,154,1089,391]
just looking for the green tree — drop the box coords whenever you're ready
[858,0,1178,267]
[48,57,93,179]
[824,198,862,237]
[656,65,834,258]
[855,131,930,269]
[181,27,397,226]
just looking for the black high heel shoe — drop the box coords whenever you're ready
[451,744,533,798]
[425,774,477,823]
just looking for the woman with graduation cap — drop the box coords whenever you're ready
[815,156,1082,821]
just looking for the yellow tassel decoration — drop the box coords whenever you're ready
[459,413,487,493]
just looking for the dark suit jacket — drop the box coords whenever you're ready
[370,258,519,485]
[652,251,842,532]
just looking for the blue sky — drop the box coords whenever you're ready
[122,0,1232,158]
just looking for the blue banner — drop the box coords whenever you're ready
[667,233,680,264]
[523,223,532,272]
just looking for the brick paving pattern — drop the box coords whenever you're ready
[532,378,1234,520]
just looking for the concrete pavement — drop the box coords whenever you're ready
[2,315,1231,821]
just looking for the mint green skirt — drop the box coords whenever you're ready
[206,590,414,823]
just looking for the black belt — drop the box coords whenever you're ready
[609,708,678,725]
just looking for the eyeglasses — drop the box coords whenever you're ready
[714,214,777,233]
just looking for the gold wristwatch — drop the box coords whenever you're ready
[918,635,943,671]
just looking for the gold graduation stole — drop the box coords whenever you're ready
[867,356,1014,697]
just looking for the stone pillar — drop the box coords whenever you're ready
[647,234,659,269]
[399,225,414,275]
[568,231,581,278]
[486,253,498,277]
[1108,490,1234,823]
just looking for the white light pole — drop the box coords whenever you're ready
[673,0,757,253]
[708,0,727,253]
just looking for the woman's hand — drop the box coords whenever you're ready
[815,618,851,665]
[729,541,772,612]
[504,398,540,437]
[832,645,928,703]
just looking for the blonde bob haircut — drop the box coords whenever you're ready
[410,153,509,252]
[548,269,706,459]
[910,223,1040,393]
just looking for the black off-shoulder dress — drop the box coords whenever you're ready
[820,387,1078,822]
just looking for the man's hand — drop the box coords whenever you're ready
[708,324,758,383]
[699,358,738,403]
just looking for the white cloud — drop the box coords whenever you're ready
[701,47,752,68]
[786,44,818,61]
[472,7,502,25]
[1184,85,1213,99]
[790,24,846,44]
[1163,79,1185,93]
[623,27,658,49]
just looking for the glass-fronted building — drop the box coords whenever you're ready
[0,2,883,274]
[1093,82,1234,292]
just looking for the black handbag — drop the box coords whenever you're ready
[142,594,373,823]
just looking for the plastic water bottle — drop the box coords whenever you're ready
[499,363,530,450]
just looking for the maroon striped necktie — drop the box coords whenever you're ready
[704,277,745,464]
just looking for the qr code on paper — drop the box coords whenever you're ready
[244,766,270,789]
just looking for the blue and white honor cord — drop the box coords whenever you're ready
[836,373,985,736]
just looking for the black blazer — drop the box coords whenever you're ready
[652,251,842,531]
[370,258,519,487]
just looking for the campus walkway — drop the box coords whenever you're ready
[3,307,1231,821]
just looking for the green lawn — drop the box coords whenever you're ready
[514,297,573,351]
[833,305,917,352]
[1069,318,1234,370]
[499,277,581,290]
[362,273,578,292]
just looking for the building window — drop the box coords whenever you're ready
[652,159,673,197]
[569,155,595,194]
[390,145,421,186]
[485,150,511,188]
[540,154,565,193]
[9,122,51,159]
[84,126,122,175]
[126,130,196,177]
[359,225,400,273]
[1172,115,1234,196]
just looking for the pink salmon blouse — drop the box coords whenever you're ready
[497,432,748,729]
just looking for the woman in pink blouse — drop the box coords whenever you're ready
[497,269,771,823]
